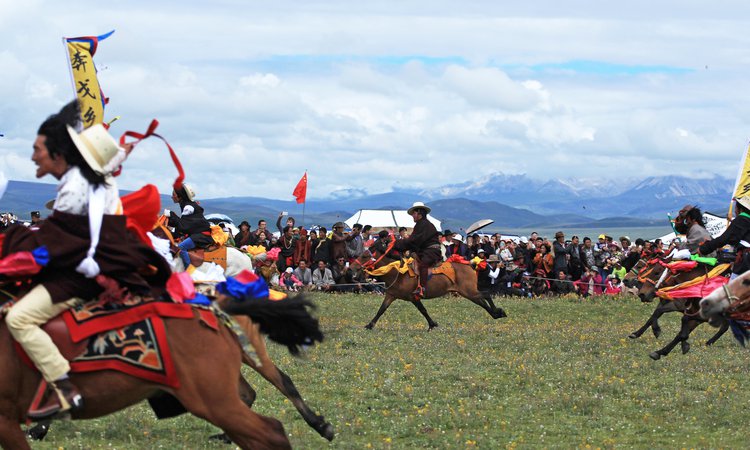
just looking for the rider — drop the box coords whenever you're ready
[3,100,169,419]
[698,196,750,279]
[669,206,712,259]
[393,202,441,300]
[167,183,213,269]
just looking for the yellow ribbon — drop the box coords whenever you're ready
[365,258,414,276]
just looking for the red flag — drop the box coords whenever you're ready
[293,172,307,204]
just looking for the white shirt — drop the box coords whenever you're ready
[53,166,121,215]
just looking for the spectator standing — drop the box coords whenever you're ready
[567,235,583,281]
[580,237,596,271]
[346,223,365,259]
[276,212,295,235]
[293,228,312,266]
[234,221,254,247]
[552,231,569,275]
[312,227,331,264]
[276,225,297,273]
[330,222,357,262]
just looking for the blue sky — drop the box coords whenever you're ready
[1,0,750,200]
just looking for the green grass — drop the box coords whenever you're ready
[34,293,750,449]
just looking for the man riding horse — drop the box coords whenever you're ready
[167,183,213,269]
[2,101,170,420]
[393,202,441,300]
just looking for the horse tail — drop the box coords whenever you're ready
[220,294,323,355]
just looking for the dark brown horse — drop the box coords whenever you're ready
[0,285,325,449]
[630,260,729,360]
[356,249,507,330]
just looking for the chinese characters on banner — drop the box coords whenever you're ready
[64,30,114,128]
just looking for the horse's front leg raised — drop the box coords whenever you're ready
[705,320,729,346]
[365,293,396,330]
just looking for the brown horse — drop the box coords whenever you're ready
[0,286,325,449]
[632,260,729,360]
[356,249,507,330]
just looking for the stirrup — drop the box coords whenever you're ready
[412,286,425,300]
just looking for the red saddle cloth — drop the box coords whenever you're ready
[14,298,218,389]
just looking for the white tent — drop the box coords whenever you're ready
[344,209,442,231]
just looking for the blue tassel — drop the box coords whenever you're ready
[31,246,50,266]
[728,320,750,347]
[185,293,211,306]
[216,276,270,300]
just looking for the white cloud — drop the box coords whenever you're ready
[1,1,750,200]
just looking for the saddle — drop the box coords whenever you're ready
[407,259,456,284]
[187,245,227,269]
[8,296,218,419]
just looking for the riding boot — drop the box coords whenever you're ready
[28,379,84,420]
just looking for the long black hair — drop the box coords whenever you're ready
[37,100,106,187]
[685,207,704,226]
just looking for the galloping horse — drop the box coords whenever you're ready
[356,246,507,330]
[632,259,729,360]
[0,282,325,449]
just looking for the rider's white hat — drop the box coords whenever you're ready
[736,196,750,211]
[407,201,431,215]
[66,124,121,175]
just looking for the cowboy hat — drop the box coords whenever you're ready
[66,124,121,175]
[736,196,750,211]
[407,201,431,215]
[442,229,453,237]
[181,183,197,202]
[452,234,464,243]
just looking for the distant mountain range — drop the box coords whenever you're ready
[0,173,734,232]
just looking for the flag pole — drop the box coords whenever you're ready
[302,169,307,226]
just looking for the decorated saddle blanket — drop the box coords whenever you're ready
[14,298,218,388]
[188,246,227,269]
[655,263,731,301]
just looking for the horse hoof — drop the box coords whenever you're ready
[428,323,439,330]
[648,352,661,361]
[628,333,639,340]
[705,340,714,347]
[364,323,374,330]
[681,342,691,355]
[26,423,49,441]
[208,433,232,444]
[319,423,335,441]
[495,309,508,319]
[652,328,661,339]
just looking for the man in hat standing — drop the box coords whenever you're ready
[393,202,441,299]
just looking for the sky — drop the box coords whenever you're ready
[2,1,750,200]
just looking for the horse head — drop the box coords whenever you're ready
[700,271,750,326]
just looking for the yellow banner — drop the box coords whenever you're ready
[729,142,750,218]
[64,31,113,128]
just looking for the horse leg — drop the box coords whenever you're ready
[411,300,439,330]
[26,419,51,441]
[365,293,396,330]
[209,376,258,444]
[706,321,729,346]
[236,316,334,441]
[629,300,669,339]
[679,317,704,355]
[168,321,291,449]
[484,294,507,319]
[459,285,505,319]
[0,414,30,450]
[649,315,699,360]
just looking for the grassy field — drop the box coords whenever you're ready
[34,293,750,449]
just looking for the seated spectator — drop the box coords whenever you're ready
[313,260,335,291]
[605,274,622,295]
[293,259,313,290]
[611,261,626,282]
[551,270,575,295]
[332,256,354,290]
[280,267,303,291]
[574,266,603,297]
[255,231,270,250]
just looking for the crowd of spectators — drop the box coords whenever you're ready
[3,208,668,298]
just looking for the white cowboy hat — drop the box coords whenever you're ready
[181,183,197,202]
[66,124,121,174]
[452,233,464,243]
[736,196,750,211]
[407,201,431,215]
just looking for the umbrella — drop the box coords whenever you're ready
[465,219,494,236]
